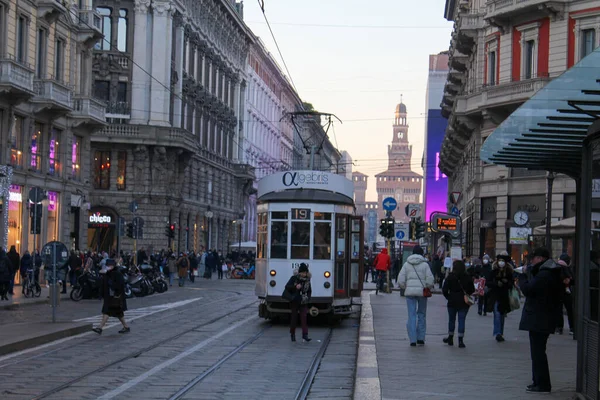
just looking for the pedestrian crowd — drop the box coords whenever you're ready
[364,244,573,394]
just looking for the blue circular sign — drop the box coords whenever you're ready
[396,230,405,240]
[382,197,398,211]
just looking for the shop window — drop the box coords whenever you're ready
[72,135,82,180]
[93,150,111,189]
[117,9,128,52]
[30,123,43,172]
[95,7,112,51]
[7,185,23,253]
[116,151,126,190]
[48,128,61,177]
[46,191,59,243]
[9,115,24,168]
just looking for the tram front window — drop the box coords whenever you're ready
[291,222,310,259]
[270,220,288,259]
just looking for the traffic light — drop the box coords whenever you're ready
[126,223,134,238]
[409,220,416,240]
[415,220,427,239]
[379,219,387,238]
[379,218,395,239]
[165,224,172,237]
[168,224,175,238]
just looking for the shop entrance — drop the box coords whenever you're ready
[87,207,118,254]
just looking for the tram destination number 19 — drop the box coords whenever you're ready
[292,208,310,220]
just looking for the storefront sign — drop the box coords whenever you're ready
[509,195,545,222]
[89,212,112,224]
[9,185,21,203]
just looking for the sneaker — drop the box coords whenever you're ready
[417,340,425,346]
[570,329,574,335]
[495,334,505,342]
[526,386,551,393]
[92,327,102,335]
[118,327,131,334]
[410,343,416,347]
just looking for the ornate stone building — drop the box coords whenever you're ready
[0,0,106,254]
[375,102,423,223]
[89,0,254,254]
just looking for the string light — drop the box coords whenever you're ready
[0,165,14,251]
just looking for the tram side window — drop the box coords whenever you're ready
[291,222,310,259]
[314,222,331,259]
[257,213,267,259]
[270,212,288,259]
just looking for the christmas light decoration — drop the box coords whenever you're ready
[0,165,14,251]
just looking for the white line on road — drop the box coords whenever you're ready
[0,297,204,366]
[97,314,256,400]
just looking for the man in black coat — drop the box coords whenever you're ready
[517,247,563,394]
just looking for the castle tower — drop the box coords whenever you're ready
[376,100,423,223]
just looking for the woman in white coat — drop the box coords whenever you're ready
[398,245,435,347]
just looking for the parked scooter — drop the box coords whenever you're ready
[70,269,103,301]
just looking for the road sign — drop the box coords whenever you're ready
[41,241,69,267]
[406,203,421,218]
[382,197,397,211]
[451,206,459,216]
[451,192,461,204]
[28,187,46,203]
[394,222,409,242]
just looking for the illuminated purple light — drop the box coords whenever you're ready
[47,191,57,212]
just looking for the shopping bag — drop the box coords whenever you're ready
[509,287,521,311]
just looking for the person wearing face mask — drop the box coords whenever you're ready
[486,253,514,342]
[480,255,492,315]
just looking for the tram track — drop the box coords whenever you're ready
[28,300,258,400]
[0,292,246,369]
[295,328,333,400]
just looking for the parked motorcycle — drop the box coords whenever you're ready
[70,269,103,301]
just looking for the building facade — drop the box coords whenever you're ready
[89,0,254,255]
[376,103,423,223]
[439,0,597,260]
[242,35,299,242]
[0,0,107,254]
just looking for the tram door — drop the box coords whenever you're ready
[334,215,364,298]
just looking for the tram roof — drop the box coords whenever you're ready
[257,189,354,206]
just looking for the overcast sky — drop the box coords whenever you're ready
[243,0,453,201]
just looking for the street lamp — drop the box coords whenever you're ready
[236,212,246,256]
[205,208,214,250]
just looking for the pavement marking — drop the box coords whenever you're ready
[353,291,381,400]
[73,297,203,323]
[97,314,256,400]
[0,297,204,365]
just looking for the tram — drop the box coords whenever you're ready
[255,170,364,319]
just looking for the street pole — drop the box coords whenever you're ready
[52,242,57,323]
[238,222,242,255]
[33,201,37,254]
[546,172,555,254]
[386,213,392,293]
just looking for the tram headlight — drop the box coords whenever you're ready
[324,271,331,278]
[269,280,276,287]
[324,282,331,289]
[270,270,276,276]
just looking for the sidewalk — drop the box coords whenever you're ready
[1,285,71,310]
[0,321,91,356]
[355,290,578,400]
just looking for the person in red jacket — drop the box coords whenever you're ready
[374,248,391,294]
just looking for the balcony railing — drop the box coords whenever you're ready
[0,55,34,95]
[32,78,72,110]
[485,0,567,20]
[72,96,107,122]
[106,101,130,116]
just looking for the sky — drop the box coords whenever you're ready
[242,0,453,202]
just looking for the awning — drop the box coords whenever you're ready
[480,47,600,175]
[229,241,257,250]
[533,216,576,236]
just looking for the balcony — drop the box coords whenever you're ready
[71,96,108,131]
[0,56,35,104]
[77,9,103,49]
[31,78,72,117]
[457,12,485,36]
[37,0,68,23]
[453,75,551,115]
[106,101,131,118]
[485,0,567,26]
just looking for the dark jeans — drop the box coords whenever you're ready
[189,270,196,283]
[217,268,223,279]
[447,306,469,337]
[557,292,574,330]
[477,294,486,314]
[376,270,386,290]
[0,281,8,298]
[9,273,15,294]
[529,331,551,390]
[290,303,308,335]
[364,269,371,282]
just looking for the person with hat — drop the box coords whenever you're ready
[284,263,312,342]
[485,252,514,342]
[398,245,435,347]
[517,247,564,394]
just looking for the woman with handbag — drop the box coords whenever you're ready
[398,246,435,347]
[442,260,476,348]
[283,264,312,343]
[486,253,514,342]
[92,259,130,334]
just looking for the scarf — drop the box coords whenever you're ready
[298,276,311,304]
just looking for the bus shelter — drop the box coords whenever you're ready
[480,46,600,399]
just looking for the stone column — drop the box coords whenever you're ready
[131,0,151,124]
[172,14,185,128]
[149,0,173,126]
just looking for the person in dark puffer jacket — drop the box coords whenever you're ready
[442,260,475,348]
